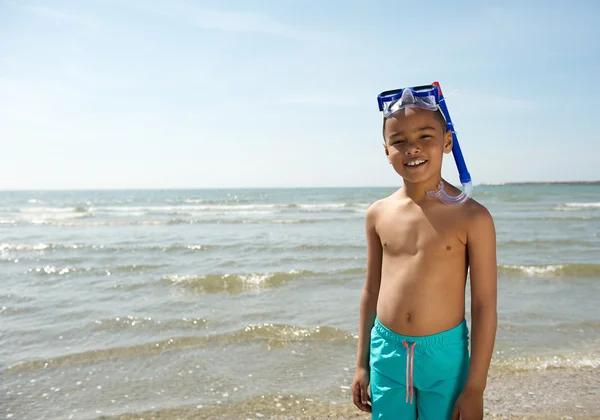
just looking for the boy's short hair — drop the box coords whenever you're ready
[382,108,448,141]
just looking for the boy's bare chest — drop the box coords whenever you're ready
[377,208,466,256]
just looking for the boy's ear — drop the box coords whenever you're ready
[383,142,392,163]
[443,129,453,154]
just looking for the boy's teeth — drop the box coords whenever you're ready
[407,160,425,166]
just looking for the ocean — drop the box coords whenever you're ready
[1,184,599,419]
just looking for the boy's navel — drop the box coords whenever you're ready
[446,245,452,251]
[406,313,412,322]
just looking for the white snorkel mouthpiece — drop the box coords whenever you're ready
[426,181,473,205]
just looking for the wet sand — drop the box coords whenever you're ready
[107,366,600,419]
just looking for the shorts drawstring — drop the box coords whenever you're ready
[402,341,417,404]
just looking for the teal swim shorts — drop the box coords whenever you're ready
[370,318,470,419]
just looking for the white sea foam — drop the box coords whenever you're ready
[21,207,81,213]
[500,354,600,371]
[94,205,280,212]
[502,264,565,275]
[17,207,89,222]
[564,202,600,208]
[297,204,346,210]
[555,202,600,211]
[236,273,275,285]
[83,203,358,215]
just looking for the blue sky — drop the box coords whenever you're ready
[1,0,599,189]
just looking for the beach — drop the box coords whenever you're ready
[1,184,599,419]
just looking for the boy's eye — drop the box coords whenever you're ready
[420,135,431,140]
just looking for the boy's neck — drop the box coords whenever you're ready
[401,176,444,203]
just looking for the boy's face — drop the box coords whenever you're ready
[383,107,453,184]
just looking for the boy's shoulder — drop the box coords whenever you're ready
[460,198,495,239]
[365,193,399,218]
[462,197,493,222]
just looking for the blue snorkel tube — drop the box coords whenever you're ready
[427,81,473,205]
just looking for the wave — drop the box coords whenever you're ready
[296,203,345,210]
[21,262,596,281]
[95,204,280,212]
[89,316,213,332]
[498,239,597,248]
[1,242,213,253]
[19,213,90,223]
[26,263,166,276]
[162,270,311,294]
[531,216,600,221]
[19,206,88,214]
[499,263,600,277]
[2,242,364,255]
[3,202,371,226]
[6,202,369,216]
[160,267,366,294]
[11,206,92,223]
[87,203,365,213]
[498,319,600,332]
[0,305,40,317]
[9,216,358,227]
[339,267,366,275]
[491,352,600,373]
[27,265,77,275]
[112,264,168,273]
[564,202,600,208]
[4,323,354,375]
[180,198,250,204]
[1,243,79,251]
[555,202,600,211]
[295,244,364,251]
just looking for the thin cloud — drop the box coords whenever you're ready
[447,92,539,114]
[191,9,306,40]
[277,93,360,107]
[128,0,336,43]
[11,4,102,30]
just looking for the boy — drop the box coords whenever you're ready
[352,84,497,419]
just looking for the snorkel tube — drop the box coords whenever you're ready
[427,81,473,205]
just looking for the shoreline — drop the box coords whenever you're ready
[104,366,600,420]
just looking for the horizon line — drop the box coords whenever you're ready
[1,180,599,192]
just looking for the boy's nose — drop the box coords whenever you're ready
[405,143,421,155]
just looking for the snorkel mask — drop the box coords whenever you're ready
[377,82,473,205]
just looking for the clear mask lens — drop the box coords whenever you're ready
[381,88,439,118]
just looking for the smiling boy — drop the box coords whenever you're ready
[352,85,497,419]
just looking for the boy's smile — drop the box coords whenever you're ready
[404,158,428,168]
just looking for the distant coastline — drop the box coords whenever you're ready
[481,180,600,186]
[1,181,599,192]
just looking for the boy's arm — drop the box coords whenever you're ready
[464,205,498,392]
[356,203,383,369]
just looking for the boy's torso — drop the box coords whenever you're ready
[375,192,474,337]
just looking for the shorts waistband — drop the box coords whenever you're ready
[373,317,468,349]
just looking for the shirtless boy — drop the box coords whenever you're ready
[352,84,497,419]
